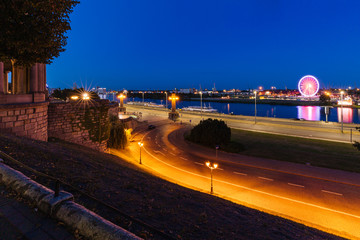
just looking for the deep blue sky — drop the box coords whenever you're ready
[47,0,360,90]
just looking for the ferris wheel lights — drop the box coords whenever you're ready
[298,75,319,97]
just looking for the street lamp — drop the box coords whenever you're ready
[70,95,79,101]
[215,145,219,159]
[205,161,218,194]
[117,93,126,108]
[165,92,168,109]
[82,92,90,100]
[340,91,344,133]
[199,91,203,120]
[254,91,257,124]
[138,141,143,164]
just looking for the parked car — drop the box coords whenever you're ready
[148,125,156,130]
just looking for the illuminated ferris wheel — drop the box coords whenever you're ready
[298,75,320,97]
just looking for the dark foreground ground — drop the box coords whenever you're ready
[0,133,343,240]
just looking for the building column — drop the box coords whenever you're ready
[15,67,26,94]
[30,63,38,93]
[0,62,4,94]
[38,64,44,92]
[4,71,9,93]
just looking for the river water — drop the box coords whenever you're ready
[118,96,360,124]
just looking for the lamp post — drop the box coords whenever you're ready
[340,91,344,133]
[138,142,143,164]
[117,93,126,108]
[199,91,203,120]
[165,92,168,109]
[205,161,218,194]
[82,92,90,100]
[254,91,257,124]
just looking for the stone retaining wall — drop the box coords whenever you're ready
[48,100,118,152]
[0,102,48,141]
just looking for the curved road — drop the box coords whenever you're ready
[125,120,360,239]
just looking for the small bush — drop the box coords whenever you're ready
[188,118,231,148]
[108,115,127,149]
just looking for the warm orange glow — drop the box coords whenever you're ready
[117,94,126,99]
[206,161,218,169]
[70,95,79,100]
[82,92,90,100]
[169,96,179,101]
[138,142,143,147]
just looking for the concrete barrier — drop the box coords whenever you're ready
[0,163,142,240]
[54,201,141,240]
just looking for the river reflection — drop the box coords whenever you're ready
[337,107,353,123]
[124,97,360,124]
[297,106,320,121]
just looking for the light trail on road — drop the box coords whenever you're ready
[134,122,360,239]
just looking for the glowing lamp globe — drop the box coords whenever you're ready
[298,75,320,97]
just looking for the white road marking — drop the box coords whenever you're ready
[153,150,166,156]
[180,157,188,161]
[157,144,161,147]
[321,190,343,196]
[170,152,176,156]
[162,148,168,152]
[288,183,305,188]
[217,168,224,170]
[194,162,204,165]
[141,132,360,221]
[258,177,274,181]
[234,172,247,176]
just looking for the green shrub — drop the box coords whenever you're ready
[107,115,127,149]
[188,118,231,148]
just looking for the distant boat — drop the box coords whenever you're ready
[182,105,218,113]
[145,102,165,108]
[126,101,165,108]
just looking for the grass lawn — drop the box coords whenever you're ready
[231,128,360,173]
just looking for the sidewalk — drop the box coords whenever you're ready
[0,185,76,240]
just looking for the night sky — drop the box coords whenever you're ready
[47,0,360,91]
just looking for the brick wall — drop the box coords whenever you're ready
[48,100,118,152]
[0,102,49,141]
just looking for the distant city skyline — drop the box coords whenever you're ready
[47,0,360,90]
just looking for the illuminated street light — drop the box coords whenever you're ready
[168,93,179,120]
[199,91,203,120]
[117,93,126,108]
[70,95,79,101]
[82,92,90,100]
[205,161,218,194]
[165,92,168,109]
[138,141,143,164]
[341,91,344,133]
[254,91,257,124]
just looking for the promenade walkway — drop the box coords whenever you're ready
[0,184,75,240]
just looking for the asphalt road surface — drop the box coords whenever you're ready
[123,110,360,239]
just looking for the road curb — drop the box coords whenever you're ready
[0,162,142,240]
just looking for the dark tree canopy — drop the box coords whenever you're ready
[0,0,79,66]
[319,93,331,105]
[188,118,231,148]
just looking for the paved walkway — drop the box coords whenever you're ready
[0,185,76,240]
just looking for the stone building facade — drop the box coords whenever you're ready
[48,100,119,152]
[0,61,122,152]
[0,61,48,141]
